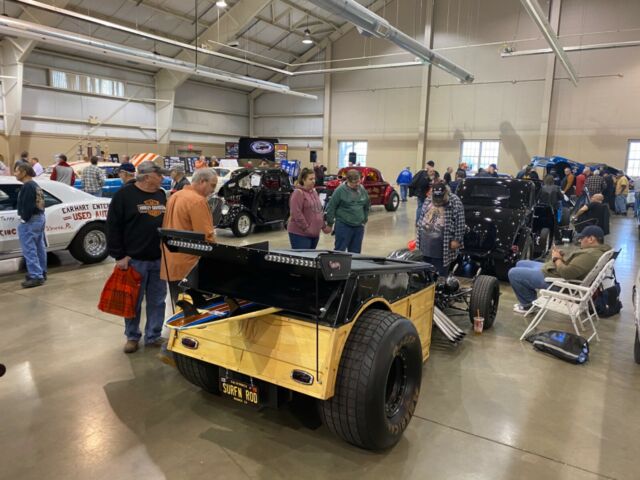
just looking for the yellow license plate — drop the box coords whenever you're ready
[219,377,260,406]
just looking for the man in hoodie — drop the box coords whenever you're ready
[50,154,76,186]
[396,166,413,202]
[325,169,370,253]
[508,225,611,313]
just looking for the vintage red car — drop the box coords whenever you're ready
[319,166,400,211]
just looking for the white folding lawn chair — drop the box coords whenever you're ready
[520,253,616,343]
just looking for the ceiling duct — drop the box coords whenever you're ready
[0,16,316,99]
[13,0,292,76]
[312,0,474,83]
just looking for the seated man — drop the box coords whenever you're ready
[508,226,611,313]
[574,193,610,235]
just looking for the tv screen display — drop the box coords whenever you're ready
[238,137,279,162]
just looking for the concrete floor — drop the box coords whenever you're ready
[1,200,639,480]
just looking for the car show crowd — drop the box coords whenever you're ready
[0,150,629,357]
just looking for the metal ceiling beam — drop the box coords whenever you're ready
[277,0,341,31]
[501,39,640,57]
[12,0,291,76]
[519,0,578,86]
[237,35,299,57]
[122,0,211,29]
[256,14,309,39]
[249,0,393,100]
[0,15,316,98]
[312,0,474,83]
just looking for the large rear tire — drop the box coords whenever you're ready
[320,309,422,450]
[174,352,220,394]
[560,207,571,226]
[468,275,500,330]
[68,222,108,264]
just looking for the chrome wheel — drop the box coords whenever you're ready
[237,215,251,235]
[83,229,107,258]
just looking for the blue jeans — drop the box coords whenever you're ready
[18,214,47,280]
[399,185,408,201]
[334,221,365,253]
[416,197,425,225]
[615,195,626,214]
[289,233,319,249]
[508,260,550,307]
[124,259,167,344]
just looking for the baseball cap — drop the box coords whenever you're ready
[137,160,170,175]
[118,163,136,173]
[489,163,498,170]
[576,225,605,241]
[432,183,447,198]
[170,164,186,174]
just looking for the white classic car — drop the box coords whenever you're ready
[0,177,110,264]
[212,166,242,194]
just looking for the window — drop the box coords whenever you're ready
[365,170,380,183]
[626,141,640,177]
[49,69,125,97]
[0,186,19,211]
[461,140,500,171]
[338,141,367,168]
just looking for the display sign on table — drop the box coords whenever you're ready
[280,160,300,180]
[220,159,239,169]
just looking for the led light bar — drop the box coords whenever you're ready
[265,254,317,268]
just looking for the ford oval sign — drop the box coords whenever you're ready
[250,141,274,154]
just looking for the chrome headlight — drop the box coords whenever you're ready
[221,204,230,215]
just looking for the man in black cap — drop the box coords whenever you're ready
[508,225,611,313]
[106,160,169,353]
[118,162,136,185]
[416,181,465,277]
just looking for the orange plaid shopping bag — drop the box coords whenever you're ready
[98,266,143,318]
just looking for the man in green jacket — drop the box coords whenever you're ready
[508,225,611,313]
[326,169,371,253]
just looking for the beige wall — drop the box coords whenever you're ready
[325,0,640,176]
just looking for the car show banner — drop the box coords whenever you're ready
[238,137,279,162]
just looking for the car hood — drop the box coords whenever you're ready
[463,206,527,253]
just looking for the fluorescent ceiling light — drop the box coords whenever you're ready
[302,29,313,45]
[312,0,474,83]
[215,1,227,7]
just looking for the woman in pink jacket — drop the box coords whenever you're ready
[288,168,330,249]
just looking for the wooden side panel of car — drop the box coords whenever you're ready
[169,312,344,400]
[169,285,435,401]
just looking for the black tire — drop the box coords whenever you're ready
[320,309,422,450]
[634,327,640,365]
[385,191,400,212]
[174,352,220,394]
[68,222,108,264]
[538,227,551,255]
[560,207,571,226]
[468,275,500,330]
[231,212,253,237]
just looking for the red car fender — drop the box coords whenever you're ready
[382,185,395,204]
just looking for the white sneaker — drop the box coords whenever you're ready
[513,304,530,314]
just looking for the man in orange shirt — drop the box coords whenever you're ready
[161,168,217,302]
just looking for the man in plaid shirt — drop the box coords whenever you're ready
[83,156,105,196]
[416,182,465,276]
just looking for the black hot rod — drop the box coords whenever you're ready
[455,177,556,280]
